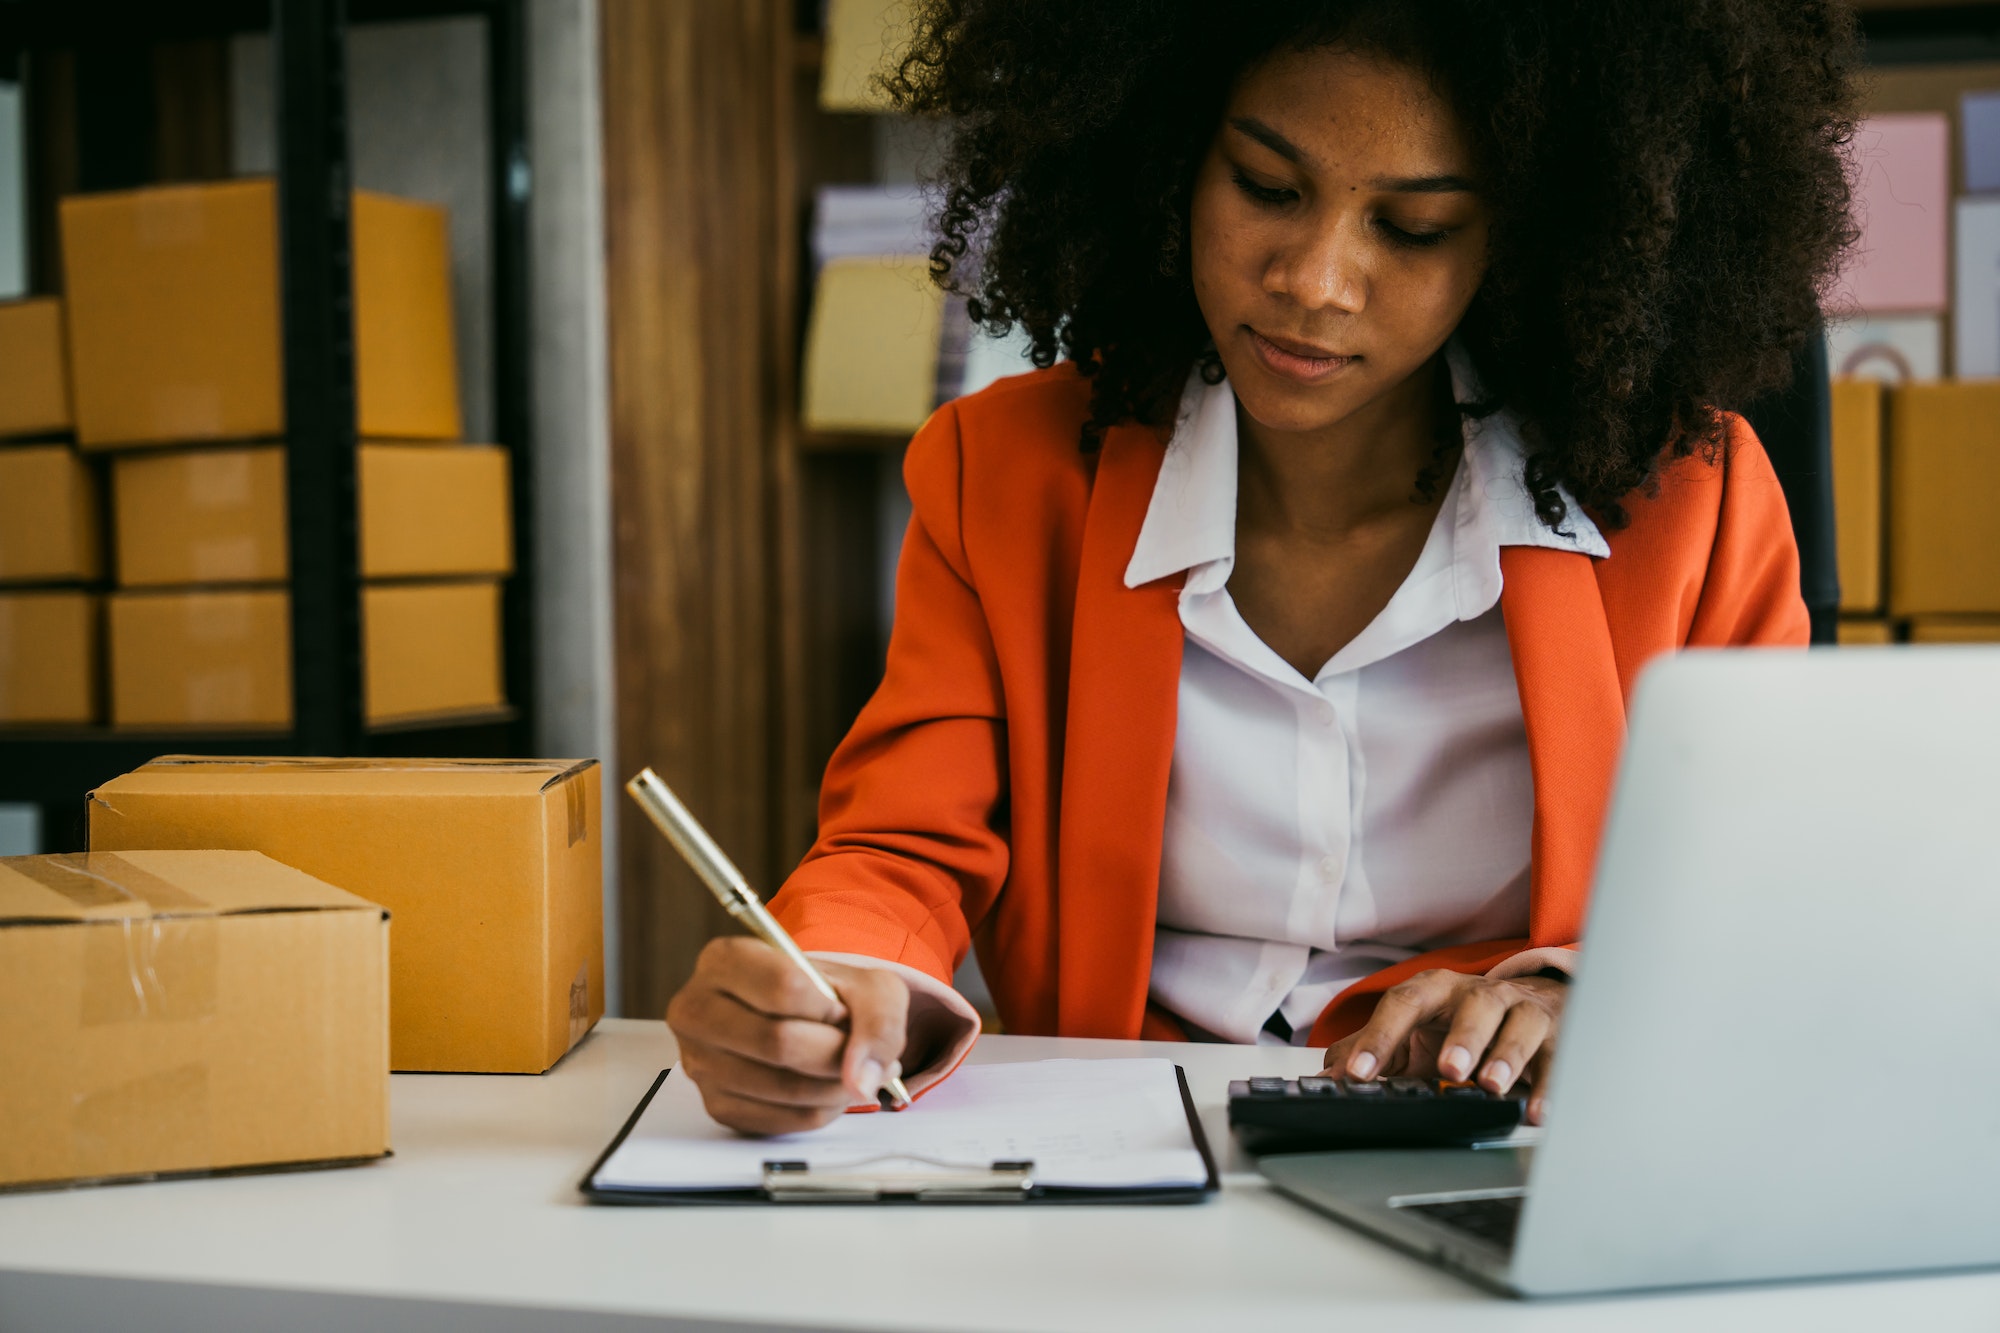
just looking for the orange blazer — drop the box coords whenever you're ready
[771,365,1809,1046]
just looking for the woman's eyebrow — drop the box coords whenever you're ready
[1371,173,1479,194]
[1227,116,1308,165]
[1228,117,1478,194]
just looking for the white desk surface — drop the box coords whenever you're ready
[2,1019,1995,1332]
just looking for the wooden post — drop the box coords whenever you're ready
[601,0,790,1015]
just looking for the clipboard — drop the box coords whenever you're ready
[581,1062,1221,1206]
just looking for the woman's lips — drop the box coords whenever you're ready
[1247,327,1358,384]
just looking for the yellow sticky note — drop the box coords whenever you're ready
[802,256,945,434]
[820,0,913,112]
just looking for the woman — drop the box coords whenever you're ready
[668,0,1857,1133]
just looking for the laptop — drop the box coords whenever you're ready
[1257,647,2000,1297]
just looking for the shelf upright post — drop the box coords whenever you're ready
[488,0,536,755]
[275,0,366,756]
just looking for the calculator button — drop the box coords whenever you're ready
[1387,1078,1433,1097]
[1247,1077,1290,1097]
[1297,1076,1339,1095]
[1340,1079,1386,1096]
[1440,1083,1487,1098]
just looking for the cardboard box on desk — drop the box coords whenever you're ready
[106,582,504,728]
[0,850,389,1192]
[1887,381,2000,616]
[0,297,74,438]
[0,446,103,585]
[60,180,462,449]
[88,758,603,1074]
[0,591,100,724]
[112,443,514,586]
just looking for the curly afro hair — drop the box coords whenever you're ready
[886,0,1860,528]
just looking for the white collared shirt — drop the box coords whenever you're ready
[1124,348,1606,1045]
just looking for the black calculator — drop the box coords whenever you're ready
[1226,1076,1526,1153]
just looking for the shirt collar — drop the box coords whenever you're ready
[1123,367,1242,592]
[1122,343,1607,596]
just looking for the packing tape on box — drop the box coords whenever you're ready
[6,854,221,1025]
[9,851,208,913]
[565,777,587,847]
[140,757,594,785]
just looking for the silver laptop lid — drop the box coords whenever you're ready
[1513,647,2000,1296]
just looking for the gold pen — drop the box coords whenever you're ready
[625,767,913,1110]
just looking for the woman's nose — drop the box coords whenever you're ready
[1265,215,1369,314]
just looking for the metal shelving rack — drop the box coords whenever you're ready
[0,0,535,849]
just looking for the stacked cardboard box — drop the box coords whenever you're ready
[1830,378,2000,645]
[104,443,513,727]
[0,298,102,725]
[54,179,513,728]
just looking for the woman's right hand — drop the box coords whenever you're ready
[666,936,912,1135]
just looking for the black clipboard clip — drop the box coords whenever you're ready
[761,1156,1036,1203]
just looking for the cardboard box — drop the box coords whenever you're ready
[1837,619,1895,647]
[1830,380,1884,614]
[107,589,291,729]
[88,758,603,1074]
[112,447,285,586]
[1887,382,2000,616]
[0,849,389,1191]
[0,446,102,585]
[351,192,463,442]
[363,581,504,722]
[1907,617,2000,644]
[358,445,513,579]
[112,444,512,587]
[106,582,504,727]
[0,297,73,438]
[0,591,99,724]
[60,180,463,449]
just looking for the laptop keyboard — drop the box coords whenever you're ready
[1400,1194,1524,1249]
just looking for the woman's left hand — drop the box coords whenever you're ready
[1322,969,1567,1125]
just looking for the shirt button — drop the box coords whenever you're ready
[1317,855,1342,883]
[1312,701,1336,726]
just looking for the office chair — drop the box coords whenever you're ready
[1738,324,1841,645]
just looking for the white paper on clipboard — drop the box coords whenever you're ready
[590,1057,1211,1194]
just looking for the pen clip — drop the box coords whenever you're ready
[760,1157,1035,1202]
